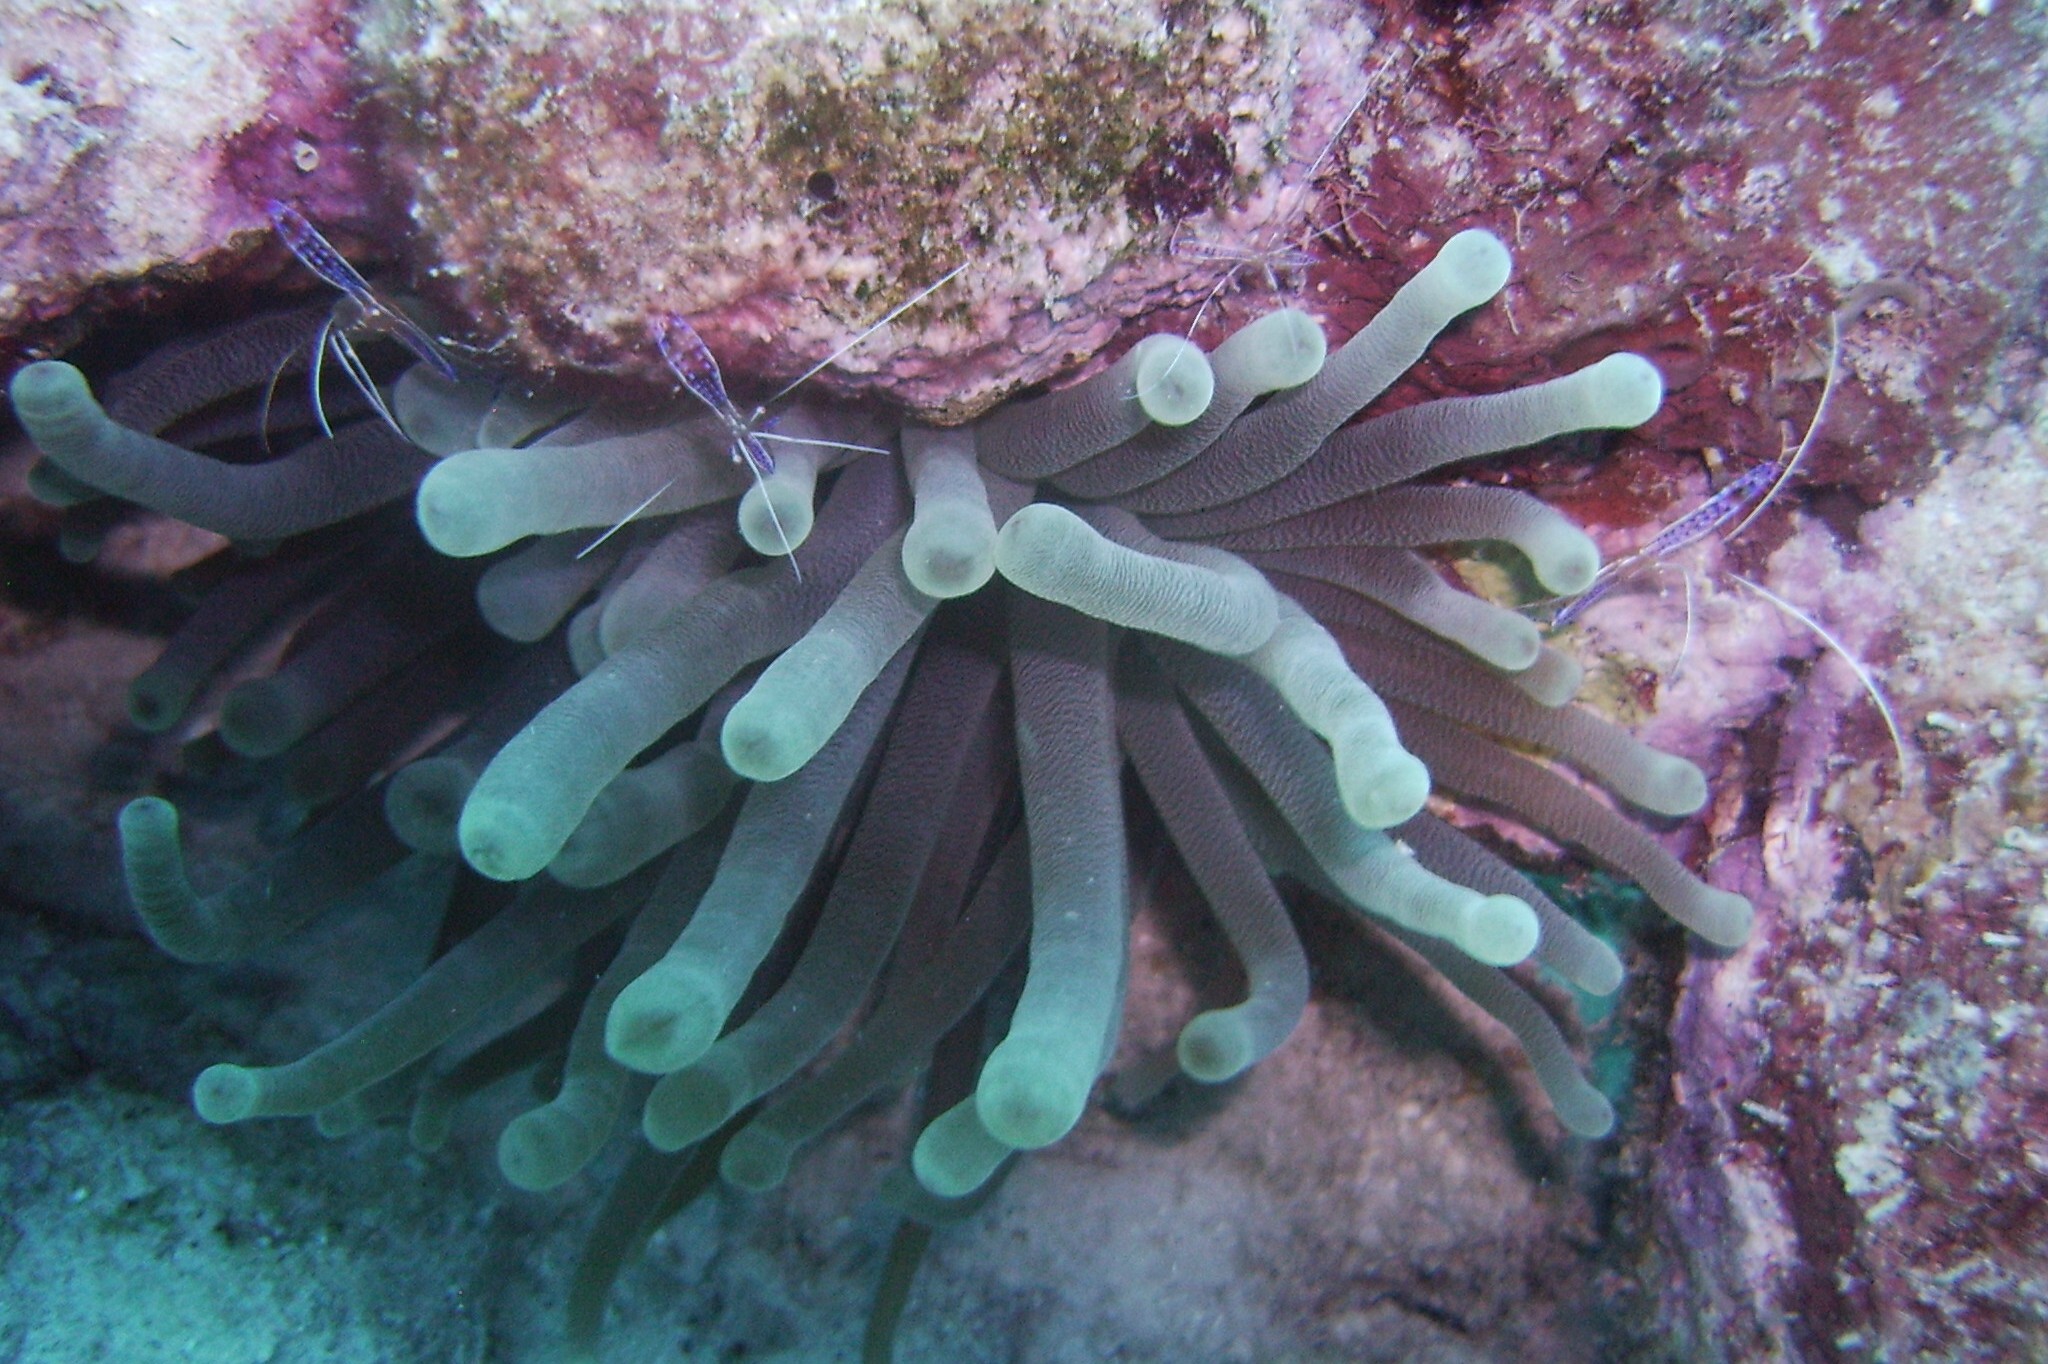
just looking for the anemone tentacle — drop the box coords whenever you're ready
[14,226,1751,1359]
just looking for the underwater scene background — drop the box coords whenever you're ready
[1,1,2045,1361]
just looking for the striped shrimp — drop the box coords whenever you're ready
[1553,275,1927,631]
[1547,277,1925,782]
[1551,458,1781,629]
[610,267,966,576]
[264,201,459,441]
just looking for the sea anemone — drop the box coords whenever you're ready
[7,225,1751,1357]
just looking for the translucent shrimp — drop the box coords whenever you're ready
[636,266,968,577]
[649,312,802,577]
[1553,459,1779,629]
[264,201,459,441]
[1554,274,1927,629]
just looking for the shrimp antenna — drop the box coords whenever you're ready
[741,457,803,585]
[257,354,289,456]
[1730,573,1910,785]
[1291,90,1373,212]
[307,309,340,438]
[764,264,966,407]
[1728,277,1928,543]
[577,477,675,561]
[757,431,892,457]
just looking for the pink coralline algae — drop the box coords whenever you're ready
[1574,385,2048,1363]
[3,0,2041,441]
[0,0,373,358]
[357,0,1373,416]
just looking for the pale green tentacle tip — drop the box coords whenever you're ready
[1534,523,1601,596]
[974,1046,1087,1151]
[642,1064,742,1153]
[119,795,207,960]
[910,1100,1009,1198]
[1338,748,1431,831]
[722,665,843,780]
[1581,352,1665,428]
[1431,229,1513,309]
[218,678,304,758]
[383,759,471,855]
[1130,334,1215,426]
[1640,752,1709,817]
[119,793,179,856]
[393,366,495,455]
[456,795,553,882]
[8,359,91,424]
[1692,887,1756,950]
[1486,615,1544,672]
[192,1063,260,1125]
[497,1108,582,1192]
[1458,892,1540,966]
[719,1127,793,1193]
[414,459,501,558]
[127,674,186,734]
[1235,308,1327,390]
[1575,939,1626,997]
[1521,649,1584,707]
[902,513,997,598]
[1459,895,1540,968]
[738,478,815,557]
[1556,1079,1617,1139]
[719,711,798,783]
[604,963,725,1075]
[1176,1011,1256,1083]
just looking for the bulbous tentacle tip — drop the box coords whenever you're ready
[1577,942,1626,998]
[1695,889,1757,950]
[1129,334,1216,427]
[118,793,179,845]
[604,964,725,1076]
[497,1112,573,1193]
[1338,749,1431,831]
[1176,1011,1255,1084]
[974,1047,1087,1152]
[415,460,498,557]
[1585,352,1665,428]
[192,1062,261,1125]
[1433,229,1513,308]
[1537,526,1602,597]
[1243,307,1327,390]
[457,797,557,882]
[9,360,91,421]
[1641,752,1710,817]
[719,1128,794,1193]
[218,677,306,758]
[1460,895,1540,968]
[642,1064,744,1153]
[1557,1083,1617,1140]
[117,795,225,965]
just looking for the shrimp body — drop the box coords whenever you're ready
[649,313,775,477]
[267,202,457,382]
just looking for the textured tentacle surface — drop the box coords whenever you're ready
[976,594,1128,1151]
[16,223,1755,1357]
[13,361,431,538]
